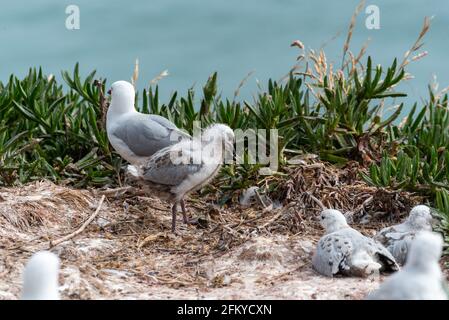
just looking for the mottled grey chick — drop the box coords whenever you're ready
[367,231,448,300]
[106,81,190,165]
[375,205,433,265]
[312,209,399,277]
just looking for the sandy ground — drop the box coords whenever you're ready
[0,180,400,300]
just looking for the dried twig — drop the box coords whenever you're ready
[400,16,431,70]
[259,210,284,229]
[49,195,105,248]
[254,189,268,208]
[94,80,108,130]
[97,186,136,197]
[150,70,169,86]
[233,71,255,102]
[305,192,326,210]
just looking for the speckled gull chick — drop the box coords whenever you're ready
[367,231,448,300]
[127,124,235,233]
[374,205,433,265]
[21,251,60,300]
[106,81,190,165]
[312,209,399,277]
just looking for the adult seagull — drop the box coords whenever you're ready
[106,81,190,165]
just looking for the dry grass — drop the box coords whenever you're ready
[0,161,441,300]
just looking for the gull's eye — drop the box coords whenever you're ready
[321,216,325,220]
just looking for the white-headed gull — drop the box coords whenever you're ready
[312,209,399,277]
[106,80,190,165]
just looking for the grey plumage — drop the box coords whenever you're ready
[313,231,354,277]
[367,231,448,300]
[111,113,188,158]
[142,147,204,187]
[106,81,190,165]
[374,205,433,265]
[127,124,235,233]
[312,209,399,277]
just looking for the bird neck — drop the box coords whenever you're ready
[108,96,136,117]
[325,222,348,234]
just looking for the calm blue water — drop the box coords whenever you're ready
[1,0,449,108]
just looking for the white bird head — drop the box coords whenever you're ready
[203,124,234,142]
[108,80,135,114]
[407,205,433,229]
[202,124,235,159]
[319,209,349,233]
[406,231,443,271]
[22,251,60,300]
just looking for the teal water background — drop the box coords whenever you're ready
[1,0,448,108]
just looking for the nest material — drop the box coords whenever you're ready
[0,161,431,299]
[274,161,423,223]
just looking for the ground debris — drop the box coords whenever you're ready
[0,162,441,299]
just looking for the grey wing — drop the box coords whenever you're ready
[342,227,399,271]
[374,226,394,244]
[148,114,191,140]
[375,223,414,265]
[112,114,188,157]
[375,223,409,242]
[371,239,400,271]
[149,115,182,131]
[312,233,353,277]
[142,147,203,186]
[388,233,415,265]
